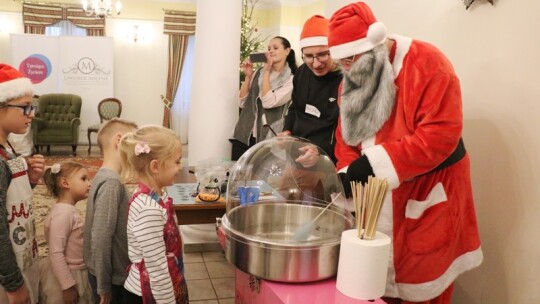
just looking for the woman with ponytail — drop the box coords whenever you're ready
[231,36,298,160]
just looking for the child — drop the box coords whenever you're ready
[83,118,138,304]
[119,125,188,304]
[42,161,93,303]
[0,63,45,304]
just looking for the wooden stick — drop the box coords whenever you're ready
[365,178,388,239]
[357,183,364,238]
[361,180,370,239]
[350,177,388,240]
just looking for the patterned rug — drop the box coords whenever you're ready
[35,156,103,257]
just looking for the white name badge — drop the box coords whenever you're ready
[305,104,321,118]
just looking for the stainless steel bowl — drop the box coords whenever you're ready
[219,202,354,282]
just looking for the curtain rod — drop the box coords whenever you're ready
[14,0,81,8]
[162,9,196,15]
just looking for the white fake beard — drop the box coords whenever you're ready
[340,44,396,146]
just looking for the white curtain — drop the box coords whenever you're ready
[171,35,195,144]
[45,20,87,36]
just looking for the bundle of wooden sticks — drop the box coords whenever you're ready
[351,177,389,240]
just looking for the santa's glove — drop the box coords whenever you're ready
[347,155,375,185]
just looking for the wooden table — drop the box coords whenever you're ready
[168,167,226,225]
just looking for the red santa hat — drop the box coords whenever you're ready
[0,63,33,103]
[299,15,329,49]
[328,2,387,60]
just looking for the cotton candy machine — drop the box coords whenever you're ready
[218,136,354,282]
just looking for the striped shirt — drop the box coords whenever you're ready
[124,192,176,304]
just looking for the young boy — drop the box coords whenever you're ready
[0,64,45,304]
[83,118,138,304]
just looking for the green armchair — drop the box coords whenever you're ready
[32,93,82,155]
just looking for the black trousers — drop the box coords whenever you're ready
[122,289,143,304]
[88,273,127,304]
[230,135,256,161]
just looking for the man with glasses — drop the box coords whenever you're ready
[328,2,483,304]
[280,15,342,164]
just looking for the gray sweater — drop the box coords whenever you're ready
[83,167,131,295]
[0,148,25,292]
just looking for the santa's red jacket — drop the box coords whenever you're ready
[335,35,483,301]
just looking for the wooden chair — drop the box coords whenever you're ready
[87,98,122,152]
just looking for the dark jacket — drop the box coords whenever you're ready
[283,64,342,163]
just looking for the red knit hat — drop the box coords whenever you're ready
[0,63,33,103]
[299,15,329,49]
[328,2,387,59]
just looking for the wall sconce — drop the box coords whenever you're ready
[125,24,141,43]
[132,24,139,42]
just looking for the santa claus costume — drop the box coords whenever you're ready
[328,2,483,303]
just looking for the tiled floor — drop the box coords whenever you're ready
[184,251,236,304]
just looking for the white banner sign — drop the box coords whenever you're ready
[10,34,114,144]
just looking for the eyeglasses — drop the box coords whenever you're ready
[7,104,37,116]
[338,54,358,65]
[302,51,331,64]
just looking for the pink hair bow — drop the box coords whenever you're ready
[134,142,151,156]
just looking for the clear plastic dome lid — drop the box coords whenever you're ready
[226,136,349,214]
[220,137,354,282]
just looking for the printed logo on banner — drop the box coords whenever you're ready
[62,57,111,84]
[18,54,52,84]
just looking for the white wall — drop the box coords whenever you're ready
[0,12,23,60]
[107,19,168,128]
[326,1,540,303]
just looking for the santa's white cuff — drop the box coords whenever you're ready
[363,144,400,189]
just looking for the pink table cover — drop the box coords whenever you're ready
[235,269,386,304]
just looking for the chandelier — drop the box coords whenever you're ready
[82,0,122,19]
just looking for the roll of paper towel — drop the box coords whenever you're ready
[336,229,391,300]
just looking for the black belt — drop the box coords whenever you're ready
[428,137,466,174]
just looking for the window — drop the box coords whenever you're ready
[171,35,195,144]
[45,20,86,36]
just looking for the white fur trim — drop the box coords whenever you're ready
[389,247,484,301]
[378,192,396,295]
[362,136,376,149]
[367,22,387,46]
[405,182,447,219]
[0,77,32,103]
[338,165,348,174]
[299,36,328,49]
[388,34,412,79]
[329,21,387,59]
[362,144,400,189]
[377,192,393,237]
